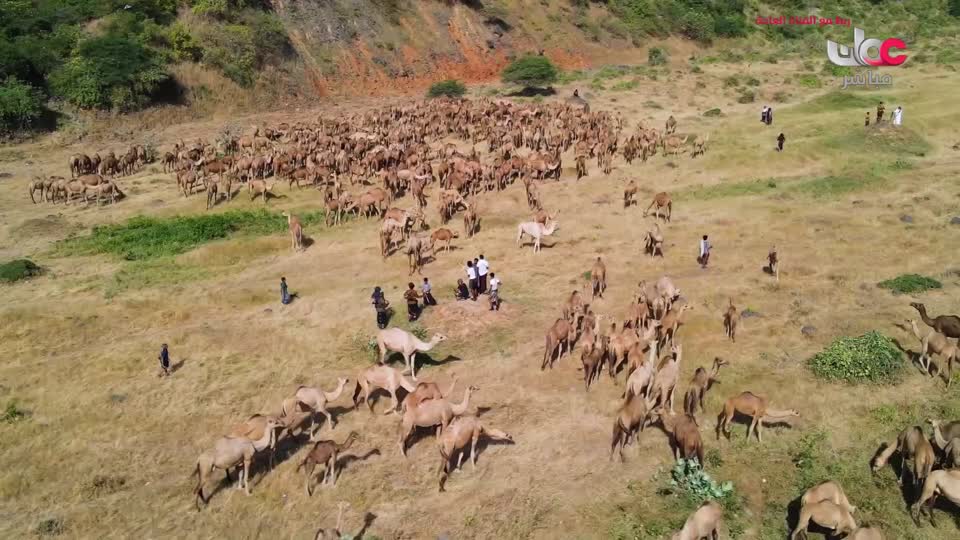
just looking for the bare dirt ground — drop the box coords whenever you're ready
[1,59,960,539]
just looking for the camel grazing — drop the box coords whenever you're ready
[716,392,799,442]
[790,501,857,540]
[248,179,274,203]
[437,415,513,491]
[430,228,458,254]
[650,343,683,413]
[800,481,857,515]
[377,328,447,381]
[610,394,657,462]
[659,303,693,350]
[297,431,359,495]
[282,211,304,252]
[683,357,728,416]
[910,302,960,339]
[624,340,658,400]
[575,154,587,180]
[672,501,722,540]
[401,376,458,412]
[352,365,416,414]
[643,191,672,221]
[907,318,958,382]
[293,377,349,429]
[927,418,960,450]
[398,386,477,456]
[542,318,574,370]
[623,179,637,207]
[591,257,607,299]
[723,299,739,342]
[581,335,607,391]
[516,220,559,252]
[194,417,281,509]
[651,408,704,464]
[644,223,664,257]
[911,469,960,526]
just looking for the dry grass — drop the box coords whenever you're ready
[1,60,960,539]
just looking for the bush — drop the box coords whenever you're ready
[703,108,722,117]
[0,259,42,283]
[501,55,558,88]
[648,46,668,66]
[0,77,44,133]
[877,274,943,295]
[797,74,822,88]
[2,400,27,423]
[745,76,760,86]
[427,79,467,98]
[736,89,755,103]
[722,75,739,88]
[670,458,735,504]
[808,331,904,384]
[773,91,790,102]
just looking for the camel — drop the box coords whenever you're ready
[90,181,123,207]
[277,397,317,441]
[625,295,650,330]
[249,179,274,203]
[579,310,601,358]
[297,431,359,495]
[691,133,709,157]
[644,223,664,257]
[716,392,799,442]
[659,303,693,350]
[430,228,458,254]
[575,154,587,180]
[562,288,587,330]
[293,377,349,429]
[651,408,704,464]
[590,257,607,299]
[643,191,672,222]
[542,318,574,370]
[848,527,885,540]
[225,413,291,468]
[282,211,304,252]
[623,179,637,207]
[800,480,857,515]
[401,376,458,412]
[581,335,607,391]
[398,386,477,456]
[463,203,479,238]
[910,302,960,339]
[377,328,447,382]
[790,501,857,540]
[516,220,559,252]
[683,357,728,416]
[404,234,428,275]
[650,344,683,413]
[665,115,677,134]
[353,365,416,414]
[911,469,960,526]
[907,318,958,382]
[437,415,513,491]
[611,320,659,379]
[315,502,349,540]
[610,394,657,462]
[194,417,281,509]
[28,177,47,204]
[672,501,722,540]
[723,299,739,342]
[927,418,960,450]
[624,340,659,400]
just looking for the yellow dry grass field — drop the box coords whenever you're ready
[1,59,960,539]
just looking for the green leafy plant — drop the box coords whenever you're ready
[2,400,27,423]
[427,79,467,98]
[703,108,722,117]
[0,77,44,133]
[0,259,43,283]
[797,74,822,88]
[670,458,734,503]
[648,46,668,66]
[808,331,904,384]
[877,274,942,295]
[501,55,558,88]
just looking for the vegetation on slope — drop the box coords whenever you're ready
[808,331,904,384]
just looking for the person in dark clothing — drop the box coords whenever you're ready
[422,277,437,306]
[158,343,171,377]
[280,277,291,305]
[776,133,786,152]
[403,282,422,322]
[372,286,390,329]
[876,101,885,122]
[865,111,871,126]
[765,107,773,125]
[455,279,470,300]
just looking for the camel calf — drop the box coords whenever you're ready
[297,431,359,495]
[672,501,722,540]
[791,501,857,540]
[722,299,739,342]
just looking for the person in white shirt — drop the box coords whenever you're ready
[698,234,712,269]
[476,254,490,294]
[488,272,501,311]
[892,106,903,126]
[466,260,478,301]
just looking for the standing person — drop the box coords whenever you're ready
[422,277,437,306]
[280,277,291,305]
[761,105,768,124]
[158,343,171,377]
[372,286,390,329]
[477,254,489,294]
[765,106,774,125]
[876,101,885,122]
[488,272,502,311]
[403,282,421,322]
[865,111,871,126]
[466,260,478,301]
[776,132,785,152]
[893,106,903,126]
[698,235,712,269]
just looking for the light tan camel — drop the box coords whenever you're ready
[659,304,693,350]
[194,417,281,509]
[623,179,637,207]
[398,386,478,456]
[205,180,218,210]
[644,223,664,257]
[691,133,709,157]
[643,191,672,221]
[352,365,417,414]
[293,377,349,430]
[871,425,934,488]
[579,311,601,358]
[542,318,574,370]
[315,502,349,540]
[611,320,660,379]
[377,328,447,381]
[277,397,316,440]
[907,318,958,381]
[665,115,678,134]
[912,469,960,526]
[790,501,857,540]
[562,288,587,329]
[683,357,728,416]
[282,211,304,252]
[650,343,683,413]
[591,257,607,299]
[672,501,722,540]
[516,220,559,252]
[625,340,658,400]
[801,480,857,515]
[650,408,704,464]
[716,392,799,443]
[926,418,960,450]
[723,299,739,342]
[226,413,286,468]
[401,376,458,412]
[463,203,479,238]
[610,394,657,462]
[248,179,274,203]
[437,414,513,491]
[297,431,359,495]
[848,527,884,540]
[430,227,458,254]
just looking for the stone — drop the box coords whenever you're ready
[801,325,816,337]
[899,215,913,223]
[741,309,762,318]
[950,216,960,225]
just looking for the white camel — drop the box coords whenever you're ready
[194,417,281,509]
[516,220,559,252]
[377,328,447,381]
[292,377,350,429]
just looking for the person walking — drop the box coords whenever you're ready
[422,277,437,306]
[865,111,871,126]
[765,106,774,125]
[372,286,390,329]
[488,272,502,311]
[466,260,478,301]
[761,105,768,124]
[477,255,490,294]
[158,343,171,377]
[698,235,712,269]
[876,101,885,123]
[280,277,291,305]
[892,106,903,126]
[776,132,785,152]
[403,282,422,322]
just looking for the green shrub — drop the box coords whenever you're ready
[501,55,558,88]
[691,64,702,73]
[822,62,853,77]
[808,331,904,384]
[745,76,760,86]
[427,79,467,98]
[703,108,722,117]
[557,70,587,84]
[877,274,942,295]
[0,259,42,283]
[722,75,739,88]
[0,77,44,133]
[2,400,27,423]
[797,74,822,88]
[612,79,640,91]
[648,46,668,66]
[670,458,735,504]
[736,89,755,103]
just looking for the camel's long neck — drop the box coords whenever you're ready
[451,388,472,416]
[909,321,924,341]
[763,409,794,419]
[337,435,357,452]
[932,424,949,449]
[324,380,347,402]
[873,440,897,468]
[414,336,436,351]
[443,379,457,398]
[918,306,936,328]
[252,424,275,451]
[483,427,510,441]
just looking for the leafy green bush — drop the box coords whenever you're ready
[0,77,43,133]
[670,458,734,503]
[797,74,821,88]
[877,274,943,295]
[808,331,904,384]
[0,259,43,283]
[722,75,739,88]
[736,89,755,103]
[822,61,853,77]
[648,46,668,66]
[2,400,27,423]
[427,79,467,98]
[703,108,722,117]
[501,55,558,88]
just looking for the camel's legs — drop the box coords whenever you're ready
[384,389,398,416]
[321,407,334,429]
[457,451,465,471]
[471,431,480,469]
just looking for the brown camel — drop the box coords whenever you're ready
[658,303,693,350]
[352,365,416,414]
[398,386,477,456]
[248,179,274,204]
[871,425,935,489]
[722,299,740,342]
[682,357,728,416]
[910,302,960,339]
[643,191,673,221]
[590,256,607,299]
[651,408,704,464]
[623,179,637,207]
[437,415,513,491]
[650,343,683,413]
[911,469,960,526]
[908,318,957,381]
[801,480,857,515]
[401,376,458,412]
[610,394,657,462]
[716,391,799,443]
[282,211,304,252]
[430,228,458,254]
[463,203,479,238]
[297,431,360,495]
[542,318,573,370]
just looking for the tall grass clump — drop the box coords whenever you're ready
[877,274,942,295]
[60,209,325,261]
[0,259,43,283]
[808,331,903,384]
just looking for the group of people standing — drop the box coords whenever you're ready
[865,101,903,126]
[459,255,501,311]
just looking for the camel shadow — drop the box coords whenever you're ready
[302,237,315,249]
[170,359,187,374]
[475,406,493,418]
[354,512,377,539]
[417,354,464,369]
[335,448,381,475]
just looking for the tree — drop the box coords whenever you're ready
[427,79,467,98]
[0,77,43,133]
[501,55,558,88]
